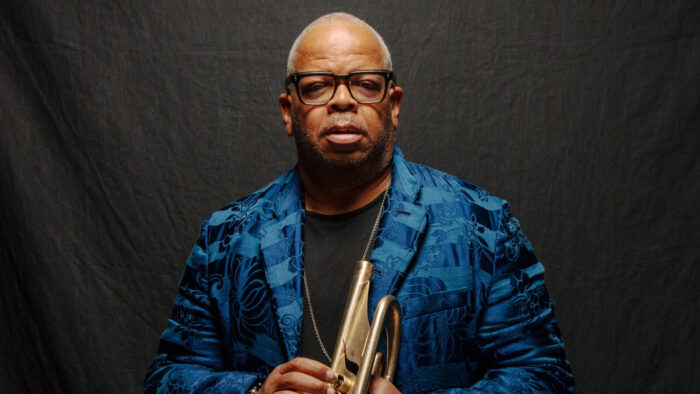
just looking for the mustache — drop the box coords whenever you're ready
[319,114,369,136]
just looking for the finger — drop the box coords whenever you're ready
[273,371,335,394]
[369,376,401,394]
[277,357,335,382]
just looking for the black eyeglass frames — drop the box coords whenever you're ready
[284,70,395,105]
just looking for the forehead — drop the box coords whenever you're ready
[294,22,385,73]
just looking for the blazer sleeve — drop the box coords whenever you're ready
[143,219,262,393]
[454,202,575,393]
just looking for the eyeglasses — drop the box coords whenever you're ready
[285,70,395,105]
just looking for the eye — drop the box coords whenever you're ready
[300,79,333,98]
[307,82,329,91]
[302,81,330,92]
[353,79,382,91]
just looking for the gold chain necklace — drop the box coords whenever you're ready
[302,183,390,363]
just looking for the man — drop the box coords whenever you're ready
[145,12,574,393]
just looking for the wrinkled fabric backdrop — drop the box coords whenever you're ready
[1,1,698,393]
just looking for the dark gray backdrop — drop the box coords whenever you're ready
[1,1,698,393]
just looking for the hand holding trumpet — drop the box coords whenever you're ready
[258,357,400,394]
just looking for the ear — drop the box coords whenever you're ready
[388,85,403,130]
[279,93,294,137]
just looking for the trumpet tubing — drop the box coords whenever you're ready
[329,260,402,394]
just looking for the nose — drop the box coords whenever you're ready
[327,81,357,112]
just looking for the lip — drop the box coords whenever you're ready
[321,124,366,146]
[322,124,364,135]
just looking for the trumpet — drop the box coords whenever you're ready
[330,260,402,394]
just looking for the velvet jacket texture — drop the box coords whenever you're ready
[145,147,574,393]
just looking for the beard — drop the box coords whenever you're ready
[291,105,394,182]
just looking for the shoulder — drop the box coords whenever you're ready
[395,157,519,257]
[400,158,533,274]
[201,169,300,242]
[402,159,507,213]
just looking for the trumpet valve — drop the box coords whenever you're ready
[332,373,354,393]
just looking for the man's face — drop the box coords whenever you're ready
[279,22,403,178]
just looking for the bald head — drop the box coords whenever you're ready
[277,13,403,211]
[286,12,392,75]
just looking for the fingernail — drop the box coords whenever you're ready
[326,369,335,381]
[326,387,335,394]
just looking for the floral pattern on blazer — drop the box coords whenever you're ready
[145,147,574,393]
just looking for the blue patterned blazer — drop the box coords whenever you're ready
[145,147,574,393]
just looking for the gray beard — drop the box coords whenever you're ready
[291,107,393,183]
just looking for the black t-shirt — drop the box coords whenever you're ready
[299,194,384,363]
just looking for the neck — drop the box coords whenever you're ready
[300,165,392,215]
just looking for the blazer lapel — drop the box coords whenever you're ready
[259,170,305,360]
[367,148,428,318]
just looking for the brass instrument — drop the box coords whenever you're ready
[330,260,402,394]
